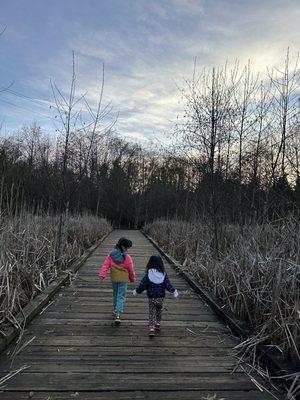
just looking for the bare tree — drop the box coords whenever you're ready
[230,61,260,189]
[268,48,300,183]
[51,52,116,263]
[177,60,237,250]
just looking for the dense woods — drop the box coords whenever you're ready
[0,126,299,228]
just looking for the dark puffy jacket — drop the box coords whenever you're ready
[136,269,175,298]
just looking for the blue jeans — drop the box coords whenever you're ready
[112,283,128,315]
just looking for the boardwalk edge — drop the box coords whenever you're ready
[0,229,113,354]
[141,230,299,384]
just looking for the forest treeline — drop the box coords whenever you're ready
[1,51,300,227]
[0,126,299,227]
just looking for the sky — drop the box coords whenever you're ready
[0,0,300,143]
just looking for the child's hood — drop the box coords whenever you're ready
[148,268,165,284]
[109,249,125,264]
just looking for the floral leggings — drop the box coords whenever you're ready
[148,298,164,327]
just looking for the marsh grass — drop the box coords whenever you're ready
[144,218,300,364]
[0,213,111,328]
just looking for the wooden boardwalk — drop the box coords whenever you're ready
[0,230,281,399]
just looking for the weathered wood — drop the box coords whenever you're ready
[0,391,281,400]
[0,230,283,399]
[15,335,236,347]
[5,345,234,356]
[23,324,229,336]
[26,318,225,329]
[1,371,272,391]
[38,312,219,322]
[0,360,239,373]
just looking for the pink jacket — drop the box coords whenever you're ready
[99,254,136,283]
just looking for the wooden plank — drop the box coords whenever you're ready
[1,355,236,364]
[1,371,271,391]
[51,304,211,313]
[0,360,238,373]
[19,325,233,337]
[28,318,224,328]
[5,345,233,356]
[13,336,235,348]
[21,331,235,343]
[0,391,280,400]
[37,312,219,322]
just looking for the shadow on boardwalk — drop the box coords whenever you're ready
[0,230,282,399]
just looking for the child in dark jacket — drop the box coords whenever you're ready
[133,255,178,336]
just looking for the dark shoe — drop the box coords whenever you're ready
[115,315,121,325]
[155,322,161,332]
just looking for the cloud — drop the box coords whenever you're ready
[1,0,300,142]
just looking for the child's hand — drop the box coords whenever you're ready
[173,289,179,298]
[132,289,137,296]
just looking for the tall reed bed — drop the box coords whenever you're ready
[0,213,111,326]
[144,218,300,364]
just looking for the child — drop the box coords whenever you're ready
[133,255,178,336]
[99,237,136,324]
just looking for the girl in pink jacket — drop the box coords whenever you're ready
[99,237,136,324]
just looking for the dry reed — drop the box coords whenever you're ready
[0,213,111,328]
[144,218,300,365]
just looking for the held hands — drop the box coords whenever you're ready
[132,289,137,296]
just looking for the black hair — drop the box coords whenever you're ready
[115,237,132,251]
[146,255,165,274]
